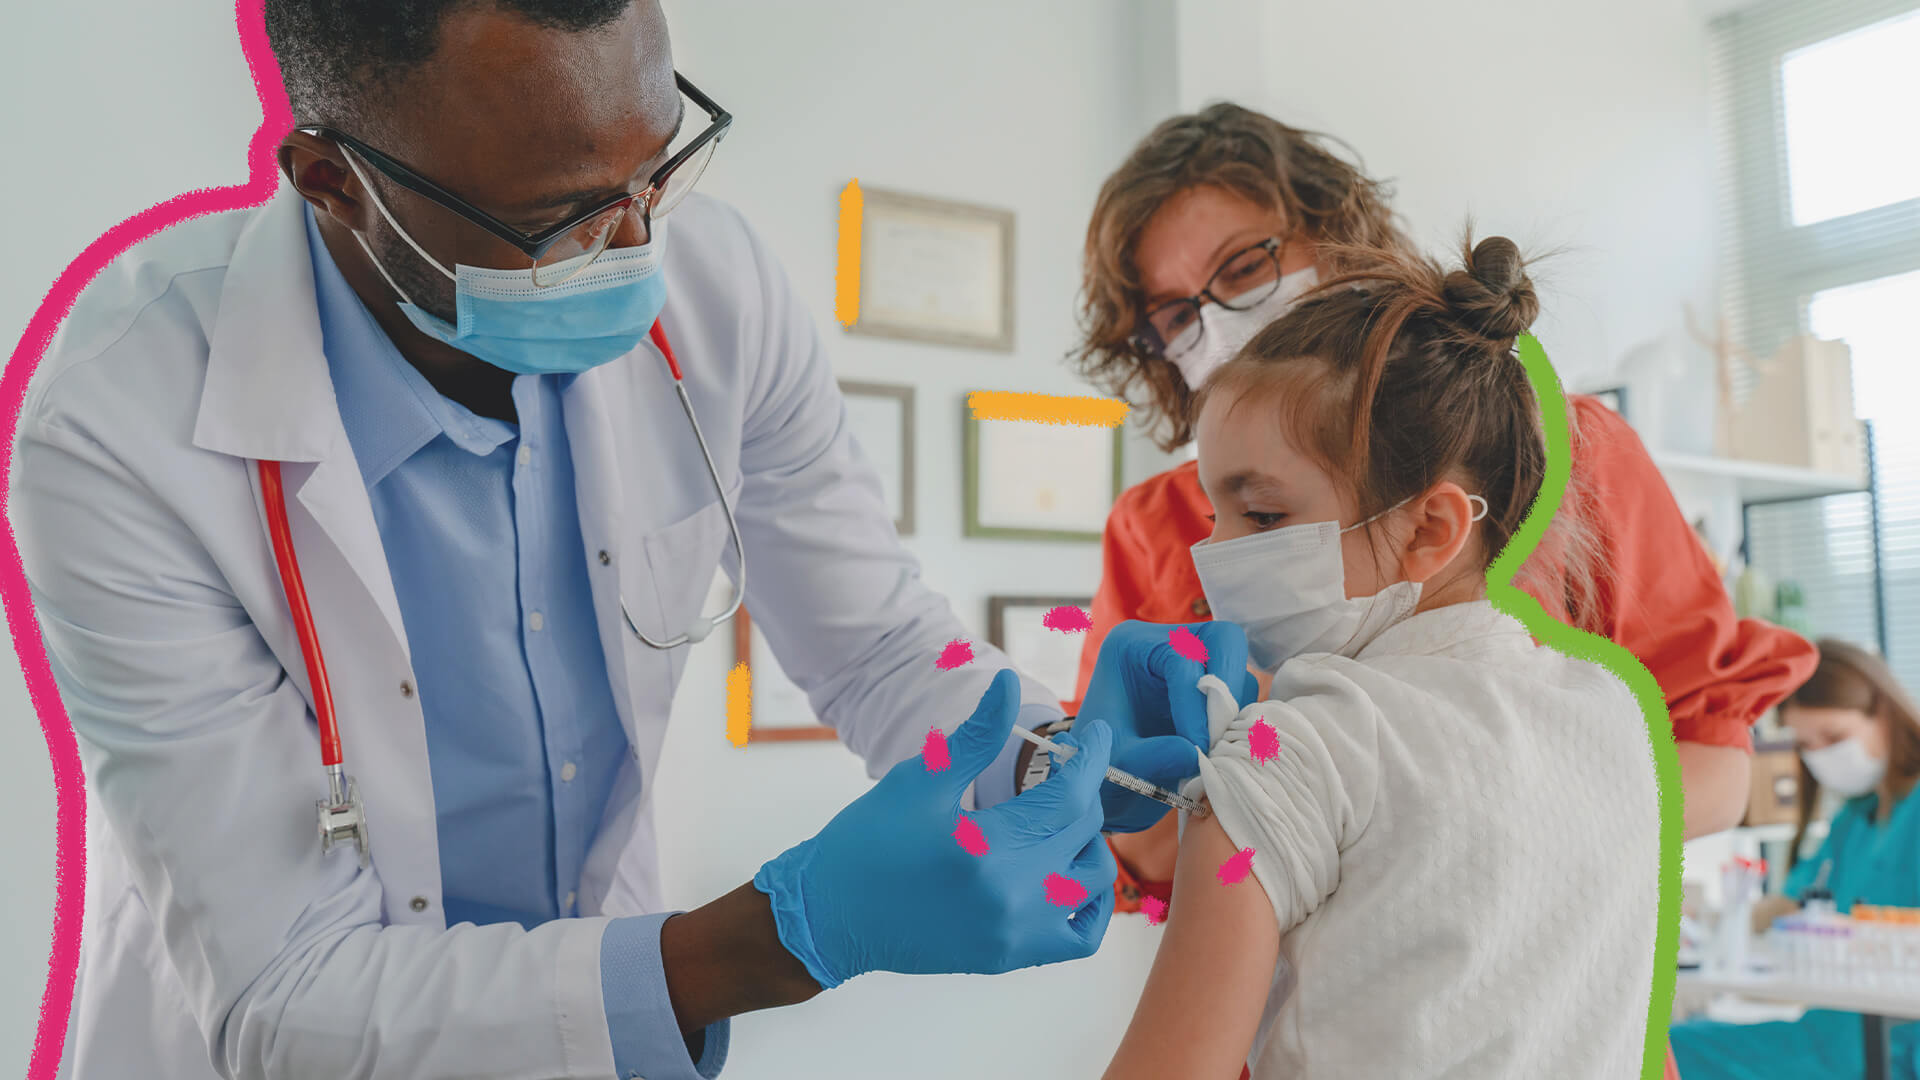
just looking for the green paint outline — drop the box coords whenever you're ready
[1493,336,1681,1080]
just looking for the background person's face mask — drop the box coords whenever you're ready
[342,151,667,376]
[1191,494,1487,671]
[1801,734,1887,797]
[1170,265,1319,391]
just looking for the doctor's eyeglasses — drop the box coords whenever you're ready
[1132,236,1288,360]
[299,72,730,287]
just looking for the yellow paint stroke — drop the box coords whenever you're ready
[726,662,752,747]
[834,179,863,327]
[967,391,1130,428]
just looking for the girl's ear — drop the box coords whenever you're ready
[1399,481,1478,584]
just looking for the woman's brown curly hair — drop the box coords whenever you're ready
[1074,103,1414,452]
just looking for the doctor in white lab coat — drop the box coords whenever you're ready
[6,3,1171,1077]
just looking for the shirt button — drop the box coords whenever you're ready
[598,550,611,566]
[561,761,577,782]
[1191,597,1211,617]
[517,445,532,466]
[409,896,429,912]
[400,680,415,699]
[528,611,545,632]
[565,890,577,912]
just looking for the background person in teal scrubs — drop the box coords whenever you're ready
[1672,639,1920,1079]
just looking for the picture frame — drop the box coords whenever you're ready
[733,609,837,743]
[845,186,1015,352]
[987,596,1095,707]
[963,404,1124,542]
[838,379,916,535]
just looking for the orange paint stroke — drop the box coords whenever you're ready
[726,661,752,747]
[967,390,1129,428]
[833,179,863,327]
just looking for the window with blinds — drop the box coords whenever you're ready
[1711,0,1920,689]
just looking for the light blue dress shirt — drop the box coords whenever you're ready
[306,209,725,1079]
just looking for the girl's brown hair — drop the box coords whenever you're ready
[1074,103,1414,452]
[1193,234,1593,612]
[1786,639,1920,871]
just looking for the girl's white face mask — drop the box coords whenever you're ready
[1191,495,1487,671]
[1800,735,1887,798]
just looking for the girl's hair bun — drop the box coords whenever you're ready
[1441,235,1538,343]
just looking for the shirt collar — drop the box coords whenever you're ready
[304,205,517,487]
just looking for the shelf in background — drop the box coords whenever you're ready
[1652,452,1866,502]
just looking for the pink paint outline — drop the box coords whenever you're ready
[1168,626,1208,664]
[934,638,974,670]
[921,727,951,772]
[1040,605,1091,633]
[1217,847,1256,886]
[1043,873,1089,909]
[3,4,292,1076]
[1248,718,1281,764]
[1141,894,1168,926]
[952,814,989,857]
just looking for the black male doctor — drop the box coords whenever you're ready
[9,1,1251,1078]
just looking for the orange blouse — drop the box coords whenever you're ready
[1074,397,1811,1080]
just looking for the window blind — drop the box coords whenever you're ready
[1711,0,1920,686]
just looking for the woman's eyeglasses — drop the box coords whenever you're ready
[1133,237,1288,359]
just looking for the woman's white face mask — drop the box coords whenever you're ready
[1800,736,1887,798]
[1170,265,1320,391]
[1190,495,1488,671]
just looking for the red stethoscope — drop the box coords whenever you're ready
[257,322,747,866]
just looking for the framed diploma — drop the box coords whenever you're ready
[964,406,1124,541]
[838,379,916,535]
[847,186,1015,351]
[987,596,1094,707]
[733,609,837,743]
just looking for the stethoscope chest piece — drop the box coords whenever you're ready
[318,768,371,869]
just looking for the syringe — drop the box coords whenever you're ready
[1011,724,1208,816]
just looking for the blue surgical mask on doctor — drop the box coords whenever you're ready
[339,150,667,376]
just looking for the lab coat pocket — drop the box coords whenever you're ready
[627,477,741,675]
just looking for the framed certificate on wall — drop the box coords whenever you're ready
[987,596,1094,707]
[733,609,836,743]
[838,380,916,535]
[846,187,1015,352]
[964,406,1124,541]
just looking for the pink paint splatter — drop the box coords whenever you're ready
[1044,873,1089,908]
[1168,626,1208,664]
[935,638,974,670]
[1042,605,1093,633]
[1248,718,1281,764]
[1217,847,1256,886]
[1141,895,1169,926]
[3,5,299,1077]
[953,814,990,857]
[921,727,951,772]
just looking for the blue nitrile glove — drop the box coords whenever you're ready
[1077,620,1261,833]
[754,669,1119,989]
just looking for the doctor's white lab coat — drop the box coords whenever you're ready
[9,187,1058,1079]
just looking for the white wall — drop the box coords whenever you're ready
[0,1,1728,1076]
[1177,0,1724,394]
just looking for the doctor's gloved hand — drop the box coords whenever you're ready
[753,670,1118,989]
[1077,619,1260,834]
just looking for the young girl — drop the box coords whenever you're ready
[1102,237,1662,1079]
